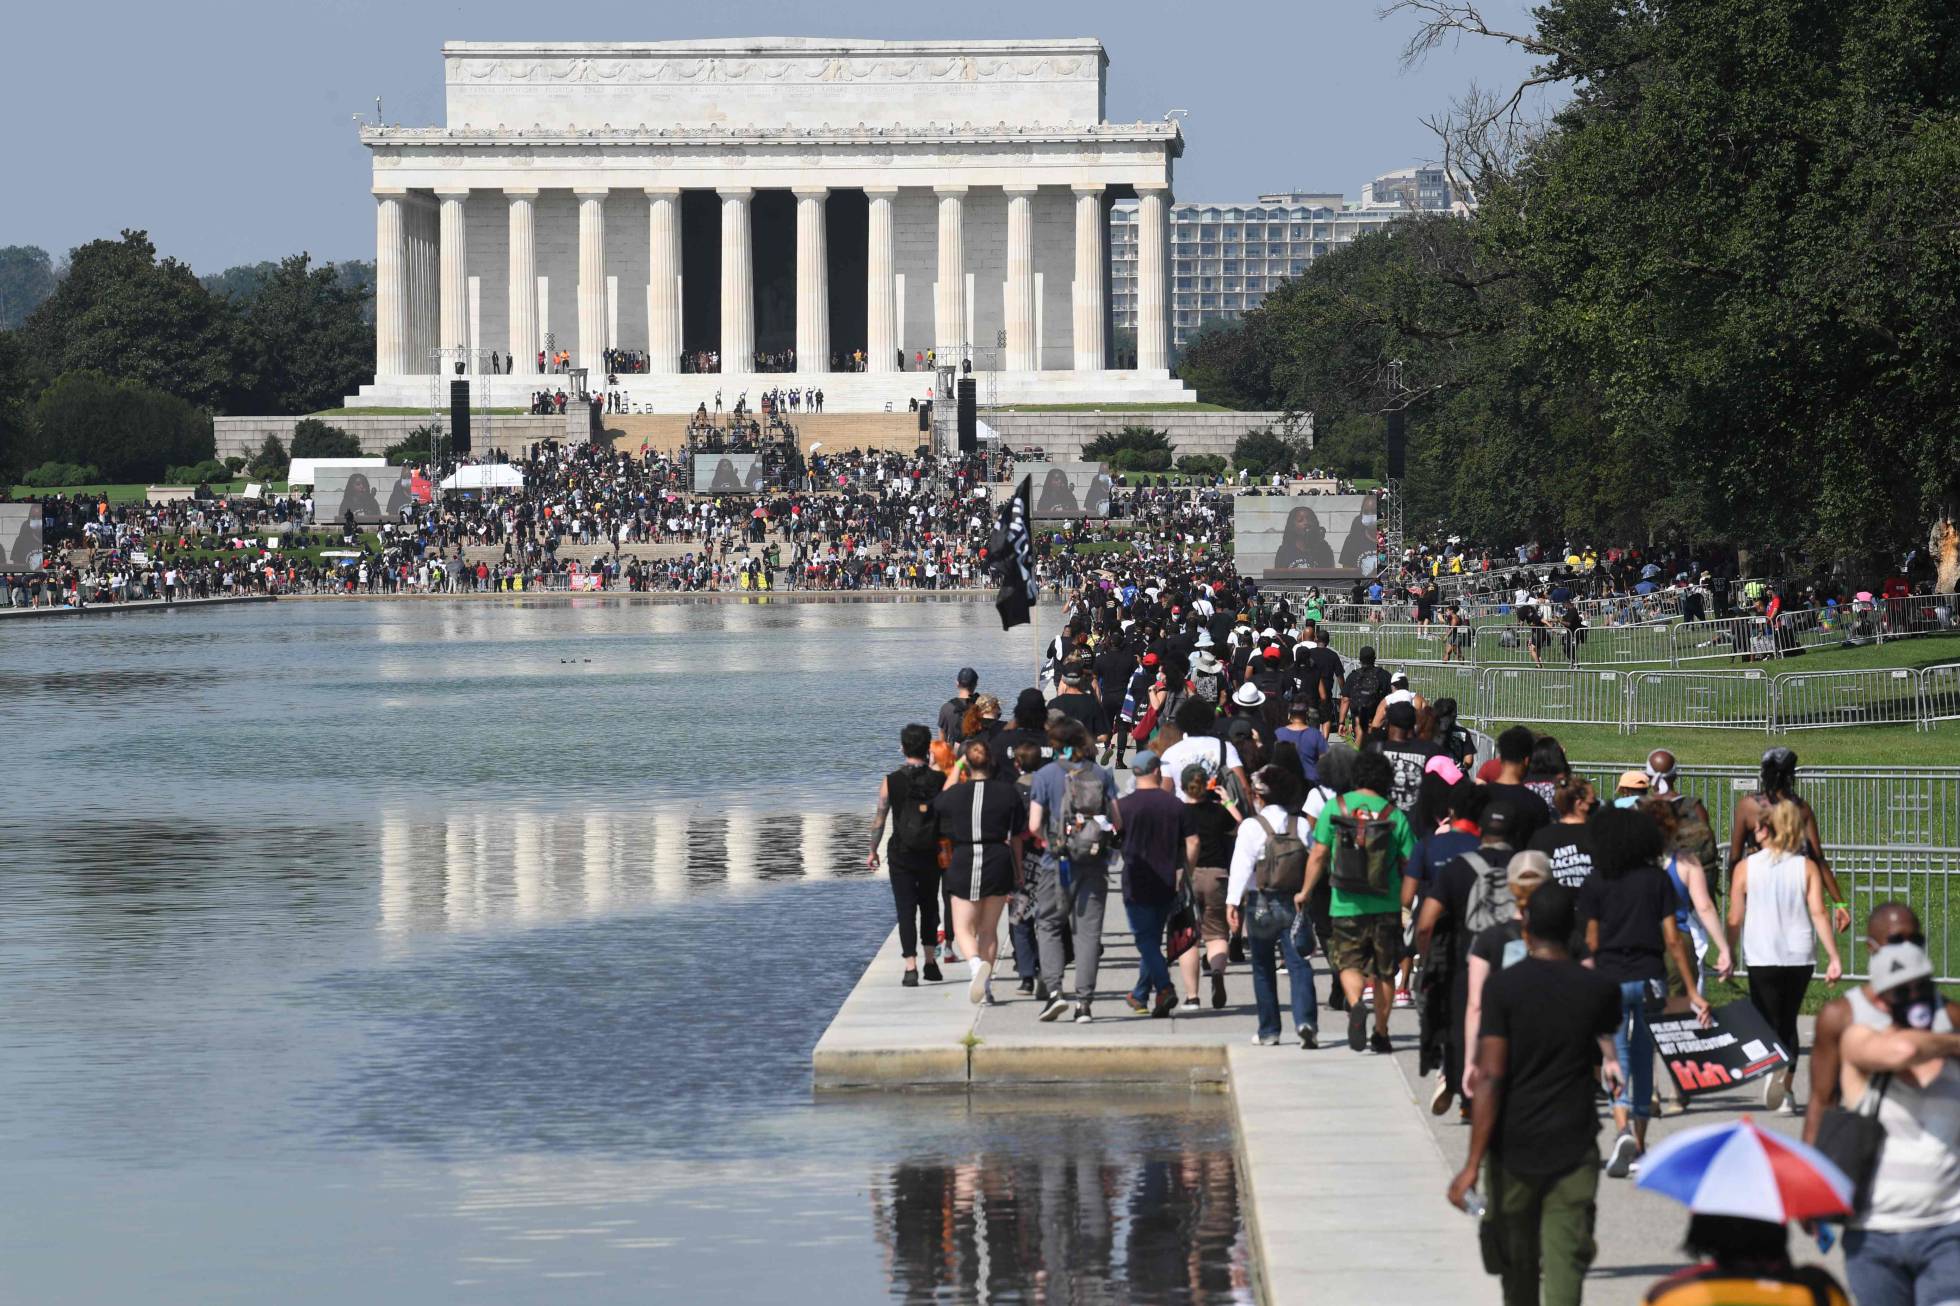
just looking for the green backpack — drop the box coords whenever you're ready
[1328,797,1401,897]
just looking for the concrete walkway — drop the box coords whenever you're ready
[815,916,1498,1306]
[0,594,276,620]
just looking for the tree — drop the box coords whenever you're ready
[248,434,289,481]
[27,370,214,483]
[23,231,242,412]
[236,254,374,414]
[1083,424,1174,471]
[0,246,57,330]
[1234,427,1310,476]
[0,331,32,482]
[289,418,360,459]
[383,423,440,465]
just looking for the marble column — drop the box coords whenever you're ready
[373,191,407,376]
[865,187,898,373]
[1136,185,1171,372]
[720,188,755,372]
[405,200,428,373]
[794,189,831,374]
[505,189,539,373]
[1072,184,1106,372]
[436,189,470,363]
[934,185,966,360]
[1004,186,1039,372]
[576,189,608,374]
[645,189,681,375]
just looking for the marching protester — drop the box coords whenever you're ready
[868,723,946,986]
[1026,719,1121,1022]
[930,739,1026,1006]
[1180,762,1243,1010]
[1227,763,1319,1048]
[1117,751,1192,1018]
[1728,798,1840,1113]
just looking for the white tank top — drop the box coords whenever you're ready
[1739,849,1816,967]
[1846,987,1960,1231]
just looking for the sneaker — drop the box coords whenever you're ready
[1347,1004,1368,1052]
[1034,979,1051,1003]
[1152,990,1180,1019]
[1764,1072,1788,1112]
[1605,1129,1638,1179]
[901,970,919,988]
[1430,1076,1454,1116]
[1299,1026,1318,1050]
[1252,1032,1281,1047]
[968,961,993,1005]
[1016,977,1035,995]
[1125,992,1150,1014]
[1777,1097,1800,1117]
[1038,995,1072,1023]
[982,986,999,1006]
[1368,1032,1394,1055]
[1394,987,1414,1009]
[1362,985,1376,1005]
[1656,1095,1686,1118]
[1073,1001,1094,1024]
[1228,936,1247,966]
[1210,971,1227,1010]
[922,960,942,984]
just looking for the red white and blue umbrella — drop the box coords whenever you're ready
[1637,1119,1852,1222]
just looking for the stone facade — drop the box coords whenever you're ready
[983,411,1305,462]
[351,38,1189,414]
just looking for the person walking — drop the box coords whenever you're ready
[1449,883,1624,1306]
[1117,751,1191,1018]
[1728,798,1841,1114]
[1026,719,1121,1022]
[1828,939,1960,1305]
[1227,763,1319,1048]
[930,739,1026,1005]
[868,724,947,986]
[1178,763,1242,1010]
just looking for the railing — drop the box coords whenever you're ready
[1566,762,1960,980]
[1459,662,1960,734]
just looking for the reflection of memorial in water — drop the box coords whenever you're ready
[378,805,864,939]
[871,1102,1253,1304]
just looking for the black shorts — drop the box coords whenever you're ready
[948,851,1015,901]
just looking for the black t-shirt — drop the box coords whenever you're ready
[1118,786,1188,905]
[992,725,1049,778]
[1576,864,1674,983]
[1093,647,1137,706]
[1049,692,1109,738]
[937,695,971,742]
[1479,956,1622,1174]
[1482,781,1552,849]
[1373,738,1438,814]
[931,778,1025,883]
[1527,821,1596,889]
[1428,842,1515,968]
[1184,796,1238,869]
[1469,920,1527,975]
[1306,645,1344,701]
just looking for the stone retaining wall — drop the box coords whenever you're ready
[984,410,1304,461]
[214,414,568,461]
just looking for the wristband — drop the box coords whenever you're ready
[1832,901,1849,910]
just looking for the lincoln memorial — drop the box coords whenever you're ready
[345,37,1194,412]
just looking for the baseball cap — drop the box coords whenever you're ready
[1617,770,1651,792]
[1869,941,1935,995]
[1424,755,1464,785]
[1385,701,1418,729]
[1390,670,1410,686]
[1142,651,1160,666]
[1131,750,1162,775]
[1507,850,1551,887]
[956,667,979,689]
[1481,800,1518,840]
[1263,644,1283,659]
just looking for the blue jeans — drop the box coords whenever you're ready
[1126,898,1174,1000]
[1845,1222,1960,1306]
[1248,894,1317,1039]
[1009,912,1039,980]
[1613,979,1654,1119]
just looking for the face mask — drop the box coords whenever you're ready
[1888,984,1937,1030]
[1613,795,1641,809]
[1058,747,1073,761]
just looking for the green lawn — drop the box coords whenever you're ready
[305,406,526,417]
[11,480,290,502]
[996,401,1237,413]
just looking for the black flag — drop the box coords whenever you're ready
[987,474,1036,630]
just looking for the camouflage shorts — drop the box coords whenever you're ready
[1328,911,1403,980]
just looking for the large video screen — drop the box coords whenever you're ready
[1,504,45,571]
[693,453,767,494]
[1234,493,1379,580]
[314,466,416,525]
[1023,462,1114,520]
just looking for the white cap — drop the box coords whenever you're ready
[1870,942,1934,995]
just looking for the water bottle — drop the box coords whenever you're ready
[1461,1190,1486,1220]
[1059,851,1073,894]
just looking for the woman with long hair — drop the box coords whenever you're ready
[1728,799,1842,1113]
[1727,747,1851,933]
[1526,776,1598,889]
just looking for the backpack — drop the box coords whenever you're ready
[1667,792,1720,873]
[890,766,942,858]
[1329,797,1401,897]
[1058,763,1110,860]
[1346,666,1388,723]
[1251,811,1310,897]
[1458,849,1513,937]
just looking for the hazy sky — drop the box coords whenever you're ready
[3,0,1542,272]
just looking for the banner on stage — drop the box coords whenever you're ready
[694,453,767,494]
[0,504,45,571]
[314,466,416,525]
[1233,493,1379,581]
[1653,999,1794,1098]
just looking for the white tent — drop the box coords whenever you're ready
[288,457,384,487]
[441,464,525,491]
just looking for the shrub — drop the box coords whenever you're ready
[1107,447,1173,472]
[289,418,361,459]
[164,459,232,485]
[248,434,289,481]
[1233,426,1306,476]
[22,460,101,488]
[1083,424,1173,461]
[26,370,214,483]
[1176,454,1228,477]
[383,422,440,465]
[225,455,247,474]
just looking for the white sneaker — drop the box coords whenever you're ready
[1764,1072,1788,1112]
[968,961,994,1004]
[1605,1130,1638,1179]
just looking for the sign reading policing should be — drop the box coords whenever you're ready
[1653,999,1794,1098]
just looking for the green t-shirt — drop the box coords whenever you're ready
[1312,790,1416,917]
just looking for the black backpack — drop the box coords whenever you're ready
[1346,666,1388,722]
[890,766,942,858]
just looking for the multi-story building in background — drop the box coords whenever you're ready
[1110,168,1462,354]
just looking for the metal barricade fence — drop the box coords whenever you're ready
[1923,662,1960,726]
[1400,662,1480,712]
[1627,669,1772,730]
[1876,592,1958,643]
[1773,668,1926,732]
[1480,666,1628,730]
[1473,620,1677,667]
[1671,611,1829,664]
[1318,621,1467,667]
[1567,762,1960,979]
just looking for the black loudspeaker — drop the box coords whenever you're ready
[957,378,977,453]
[1385,409,1406,481]
[917,402,932,433]
[450,381,472,455]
